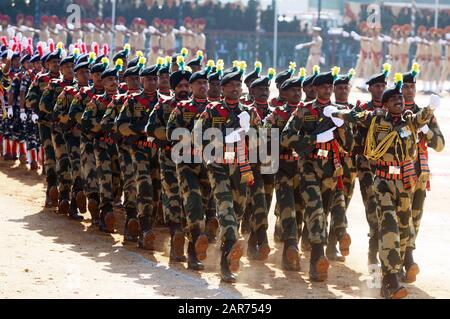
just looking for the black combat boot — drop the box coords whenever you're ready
[44,187,53,208]
[99,209,115,233]
[68,197,83,221]
[169,222,186,262]
[123,209,139,243]
[49,185,59,208]
[401,248,420,283]
[368,235,380,266]
[326,231,345,262]
[58,193,70,215]
[138,215,155,250]
[74,178,86,214]
[309,243,329,282]
[87,195,100,226]
[187,241,204,271]
[220,240,242,283]
[282,239,301,271]
[381,273,408,299]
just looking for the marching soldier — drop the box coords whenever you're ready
[264,69,306,271]
[207,61,223,102]
[39,47,77,216]
[330,73,437,298]
[114,16,128,52]
[102,57,145,242]
[26,44,61,207]
[241,61,262,106]
[186,50,204,73]
[157,56,172,96]
[401,64,445,283]
[68,57,107,225]
[428,28,443,94]
[414,26,431,93]
[295,27,322,73]
[81,59,123,233]
[148,18,163,65]
[281,67,354,282]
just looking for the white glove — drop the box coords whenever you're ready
[342,31,349,37]
[419,124,430,135]
[7,107,13,119]
[225,129,243,143]
[331,117,344,127]
[429,94,440,111]
[238,111,250,132]
[323,105,338,118]
[31,113,39,123]
[316,127,336,143]
[6,49,14,60]
[295,43,304,50]
[20,111,27,122]
[351,31,361,41]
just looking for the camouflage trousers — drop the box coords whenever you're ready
[229,164,249,223]
[357,155,378,239]
[159,150,183,225]
[64,128,83,196]
[207,162,239,243]
[149,148,162,222]
[275,159,305,242]
[93,140,121,214]
[374,177,412,275]
[300,158,339,245]
[130,146,155,230]
[177,162,214,239]
[328,155,357,238]
[407,173,429,250]
[39,123,57,187]
[80,133,99,200]
[248,164,269,235]
[51,126,71,201]
[118,143,137,213]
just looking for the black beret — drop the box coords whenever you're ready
[41,52,51,63]
[158,63,170,75]
[402,72,416,84]
[20,54,31,64]
[280,77,303,90]
[75,53,89,64]
[29,53,41,63]
[140,64,159,77]
[250,76,271,89]
[189,69,209,83]
[94,54,106,64]
[74,61,90,72]
[127,56,140,68]
[220,70,243,86]
[0,51,7,59]
[101,67,119,79]
[244,69,261,84]
[113,50,128,62]
[12,52,21,59]
[187,57,203,67]
[366,72,387,86]
[60,55,76,66]
[208,70,223,82]
[275,69,294,85]
[312,71,335,86]
[123,65,142,78]
[302,73,317,87]
[170,70,192,89]
[91,61,108,74]
[382,86,403,104]
[46,50,62,63]
[334,75,351,86]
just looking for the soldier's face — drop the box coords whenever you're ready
[76,68,91,86]
[126,75,141,91]
[48,59,61,74]
[253,86,270,101]
[402,82,416,103]
[158,73,170,91]
[102,76,118,93]
[208,80,221,98]
[171,64,179,73]
[32,61,43,72]
[368,83,386,101]
[22,61,30,70]
[190,78,208,99]
[315,84,333,100]
[11,57,20,69]
[175,79,191,100]
[286,87,302,104]
[222,80,242,100]
[303,85,316,100]
[334,84,350,102]
[386,94,405,116]
[61,63,75,80]
[142,75,158,93]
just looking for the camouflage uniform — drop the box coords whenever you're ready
[116,91,161,247]
[40,78,76,212]
[147,95,184,226]
[26,72,60,204]
[336,106,434,279]
[81,92,121,232]
[281,99,354,281]
[20,69,40,158]
[69,86,103,222]
[405,103,445,251]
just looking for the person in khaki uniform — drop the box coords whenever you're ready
[398,25,412,73]
[352,22,372,90]
[39,16,50,43]
[162,19,176,57]
[295,27,323,74]
[370,24,384,78]
[180,17,195,60]
[415,26,431,93]
[114,16,128,52]
[148,18,163,65]
[439,26,450,91]
[387,25,400,77]
[428,28,444,94]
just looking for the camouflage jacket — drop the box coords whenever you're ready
[68,86,104,126]
[53,84,80,128]
[264,103,298,156]
[281,99,354,159]
[352,100,382,155]
[146,95,180,148]
[25,72,60,115]
[115,91,159,144]
[81,92,116,137]
[39,78,75,124]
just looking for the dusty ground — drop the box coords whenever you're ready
[0,89,449,299]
